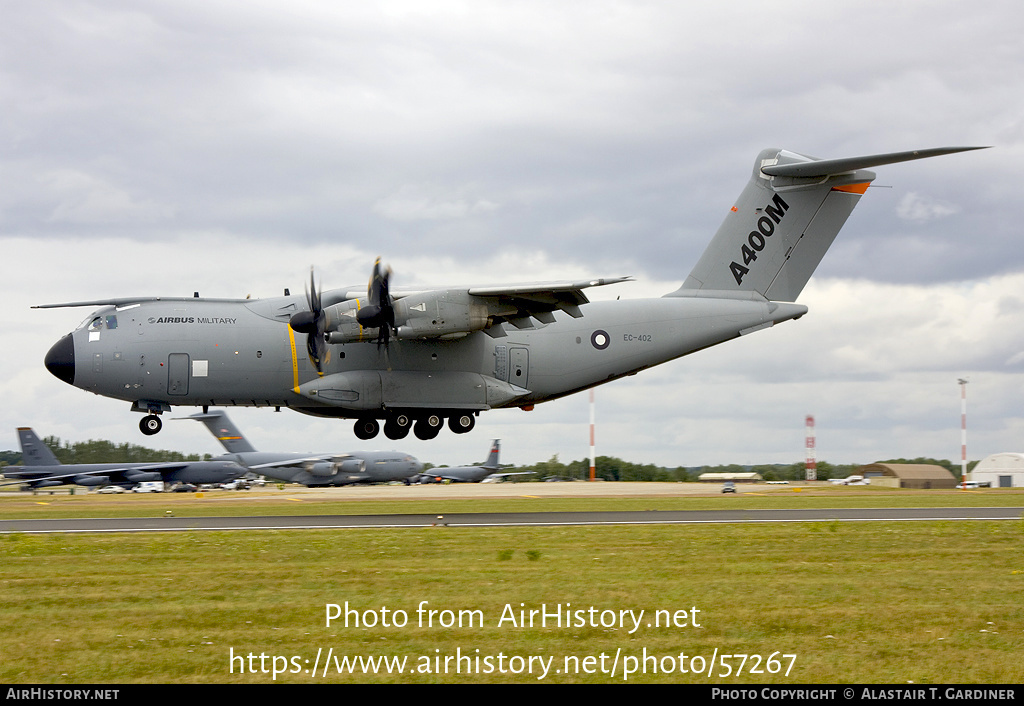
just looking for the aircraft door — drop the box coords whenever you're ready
[510,347,529,388]
[167,353,189,396]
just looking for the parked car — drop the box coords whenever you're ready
[96,485,126,494]
[722,481,736,494]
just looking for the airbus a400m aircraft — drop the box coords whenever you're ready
[39,147,984,441]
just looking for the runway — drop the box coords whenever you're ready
[2,506,1021,534]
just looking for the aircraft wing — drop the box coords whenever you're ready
[422,470,534,483]
[0,471,112,488]
[325,277,633,342]
[33,297,251,309]
[245,455,354,470]
[0,463,193,487]
[421,472,473,482]
[466,278,633,321]
[480,472,536,482]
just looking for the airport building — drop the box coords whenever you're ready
[855,463,957,489]
[971,453,1024,488]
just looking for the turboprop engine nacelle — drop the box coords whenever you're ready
[324,291,490,343]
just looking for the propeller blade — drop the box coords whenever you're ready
[356,257,395,335]
[309,267,321,316]
[289,267,328,373]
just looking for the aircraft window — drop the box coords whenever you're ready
[105,315,118,330]
[88,317,103,331]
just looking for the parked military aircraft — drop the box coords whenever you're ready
[184,409,423,486]
[413,439,532,483]
[0,427,244,490]
[38,147,985,441]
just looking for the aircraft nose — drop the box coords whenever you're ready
[45,334,76,385]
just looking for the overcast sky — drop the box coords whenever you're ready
[2,2,1021,469]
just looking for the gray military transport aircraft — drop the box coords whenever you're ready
[183,409,423,486]
[412,439,532,483]
[38,147,985,441]
[0,427,244,490]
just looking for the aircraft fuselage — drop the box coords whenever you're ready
[45,292,806,439]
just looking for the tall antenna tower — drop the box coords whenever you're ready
[958,378,968,488]
[805,415,817,481]
[589,389,596,482]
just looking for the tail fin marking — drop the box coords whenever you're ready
[16,428,61,466]
[674,146,986,303]
[484,439,501,470]
[187,411,258,454]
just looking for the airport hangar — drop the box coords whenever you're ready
[855,464,957,489]
[971,453,1024,488]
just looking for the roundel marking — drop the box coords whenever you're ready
[591,330,610,350]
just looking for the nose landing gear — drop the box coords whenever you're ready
[140,415,163,436]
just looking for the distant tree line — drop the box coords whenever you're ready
[511,455,863,482]
[876,457,979,475]
[508,455,978,482]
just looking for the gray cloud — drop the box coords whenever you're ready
[2,1,1022,466]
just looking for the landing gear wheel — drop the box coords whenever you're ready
[448,413,475,434]
[353,418,380,440]
[140,415,162,436]
[414,414,443,440]
[384,414,412,440]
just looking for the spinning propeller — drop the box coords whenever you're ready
[288,268,328,373]
[356,258,396,348]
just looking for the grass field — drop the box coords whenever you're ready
[3,483,1024,519]
[1,488,1022,684]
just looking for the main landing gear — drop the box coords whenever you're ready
[354,412,476,441]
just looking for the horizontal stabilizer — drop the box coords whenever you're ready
[762,146,988,178]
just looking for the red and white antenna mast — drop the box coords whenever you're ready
[958,378,968,489]
[589,389,596,482]
[805,415,817,481]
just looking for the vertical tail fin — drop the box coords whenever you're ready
[674,147,986,302]
[484,439,500,470]
[186,410,258,453]
[17,428,61,466]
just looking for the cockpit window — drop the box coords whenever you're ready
[85,315,117,331]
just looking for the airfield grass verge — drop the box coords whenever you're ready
[2,485,1023,520]
[2,521,1022,683]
